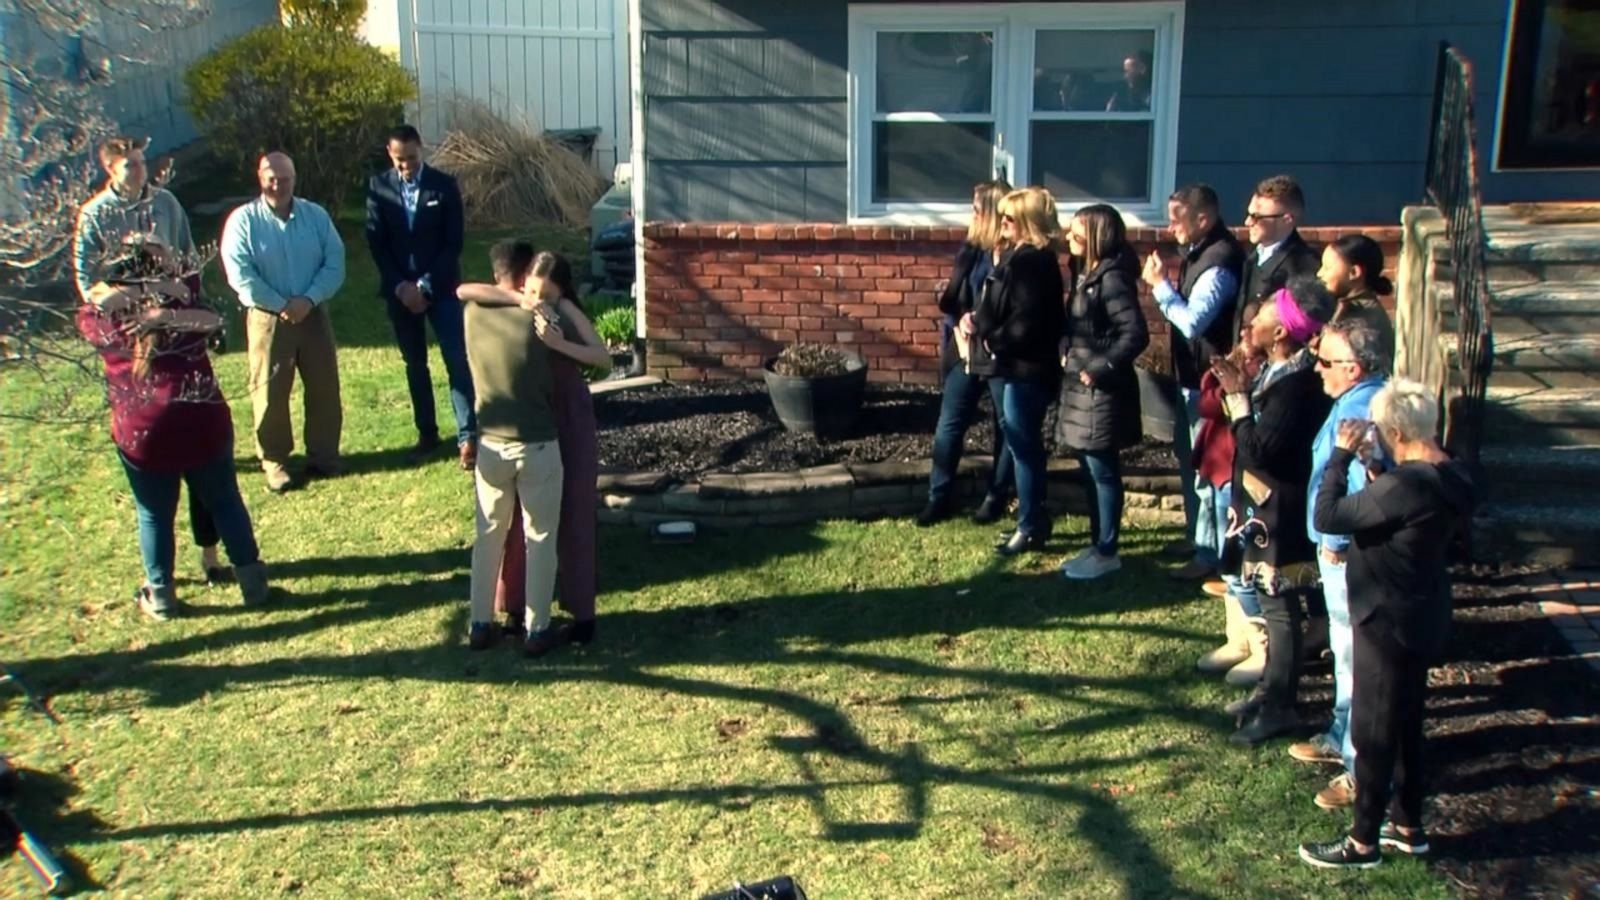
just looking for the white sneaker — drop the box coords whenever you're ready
[1058,546,1095,573]
[1061,550,1122,580]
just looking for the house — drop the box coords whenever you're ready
[365,0,634,175]
[630,0,1600,562]
[0,0,280,157]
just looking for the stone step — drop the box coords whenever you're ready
[1482,386,1600,446]
[1487,261,1600,288]
[1473,502,1600,567]
[1483,206,1600,264]
[1477,444,1600,505]
[1441,332,1600,371]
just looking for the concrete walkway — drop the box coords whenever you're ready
[1528,569,1600,675]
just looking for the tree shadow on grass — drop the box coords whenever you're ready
[1,765,109,896]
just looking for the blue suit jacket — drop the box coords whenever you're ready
[364,164,464,302]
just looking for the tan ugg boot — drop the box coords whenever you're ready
[1225,617,1268,686]
[1197,592,1250,673]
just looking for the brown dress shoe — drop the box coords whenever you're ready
[1314,773,1356,810]
[1201,579,1229,597]
[459,441,478,471]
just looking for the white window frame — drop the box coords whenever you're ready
[847,1,1185,227]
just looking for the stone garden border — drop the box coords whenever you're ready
[595,457,1185,530]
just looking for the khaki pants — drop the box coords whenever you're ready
[245,305,343,469]
[471,436,563,631]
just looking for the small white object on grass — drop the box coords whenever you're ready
[651,520,697,543]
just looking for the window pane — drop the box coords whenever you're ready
[874,121,994,203]
[1030,121,1152,202]
[1033,30,1155,112]
[877,31,993,114]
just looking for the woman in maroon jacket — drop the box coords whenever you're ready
[79,241,268,619]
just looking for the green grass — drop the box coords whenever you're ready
[0,185,1450,897]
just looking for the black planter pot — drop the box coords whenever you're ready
[1136,366,1178,444]
[762,353,868,438]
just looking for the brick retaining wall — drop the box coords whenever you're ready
[641,224,1401,383]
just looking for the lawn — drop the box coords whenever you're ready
[0,177,1454,897]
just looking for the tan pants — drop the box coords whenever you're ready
[471,436,563,631]
[245,305,343,469]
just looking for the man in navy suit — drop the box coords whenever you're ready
[365,124,477,469]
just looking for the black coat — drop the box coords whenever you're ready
[1229,230,1320,342]
[973,244,1065,384]
[937,243,987,371]
[1230,360,1333,573]
[364,164,466,301]
[1056,249,1149,452]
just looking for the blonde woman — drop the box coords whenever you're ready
[973,187,1067,556]
[1055,203,1149,579]
[917,179,1015,527]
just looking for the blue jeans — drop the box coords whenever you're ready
[999,377,1056,537]
[119,448,260,591]
[1216,482,1262,617]
[928,363,1013,505]
[1172,385,1218,565]
[1077,449,1122,555]
[1320,553,1356,772]
[388,295,476,446]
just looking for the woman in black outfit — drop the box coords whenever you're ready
[1055,203,1148,580]
[1298,378,1477,870]
[974,186,1066,556]
[918,179,1014,526]
[1210,275,1334,744]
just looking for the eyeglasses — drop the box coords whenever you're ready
[1315,355,1357,368]
[1243,211,1290,223]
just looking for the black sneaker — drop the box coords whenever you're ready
[914,501,952,528]
[971,494,1006,525]
[467,621,496,651]
[568,620,596,645]
[1299,836,1380,869]
[1378,822,1430,856]
[1228,705,1302,745]
[1224,686,1266,718]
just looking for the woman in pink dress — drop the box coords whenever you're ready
[492,252,609,644]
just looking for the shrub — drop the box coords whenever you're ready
[428,97,605,229]
[281,0,367,32]
[184,26,416,210]
[772,343,854,378]
[592,305,635,350]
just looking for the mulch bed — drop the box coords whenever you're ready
[594,380,1176,479]
[1291,565,1600,897]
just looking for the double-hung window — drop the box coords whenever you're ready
[847,2,1185,225]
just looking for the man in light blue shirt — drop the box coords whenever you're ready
[1141,184,1245,580]
[1289,316,1390,811]
[221,152,346,492]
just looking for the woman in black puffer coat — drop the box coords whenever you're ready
[1055,204,1149,580]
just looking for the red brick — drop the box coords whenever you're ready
[910,330,943,345]
[755,277,799,291]
[876,279,915,291]
[720,276,758,289]
[741,339,779,353]
[781,264,821,277]
[724,354,762,368]
[718,327,751,340]
[837,278,877,290]
[704,340,743,354]
[744,289,784,303]
[797,316,823,329]
[761,302,802,317]
[836,331,862,343]
[882,357,920,371]
[913,279,945,292]
[704,289,742,303]
[826,265,861,279]
[683,327,719,340]
[864,318,905,332]
[860,265,897,278]
[747,315,784,328]
[666,367,706,381]
[648,326,683,340]
[793,277,835,290]
[837,254,877,264]
[761,253,798,264]
[901,369,939,386]
[878,254,919,265]
[866,369,902,384]
[760,329,799,343]
[746,264,785,276]
[798,330,834,342]
[875,305,917,319]
[777,290,819,305]
[754,224,779,239]
[862,291,902,304]
[702,262,743,275]
[903,265,943,278]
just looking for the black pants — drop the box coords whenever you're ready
[1258,587,1308,711]
[1350,618,1431,845]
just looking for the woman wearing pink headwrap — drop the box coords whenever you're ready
[1209,276,1335,746]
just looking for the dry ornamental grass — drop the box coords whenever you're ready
[429,97,605,229]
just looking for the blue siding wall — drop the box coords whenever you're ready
[0,0,280,156]
[642,0,1600,223]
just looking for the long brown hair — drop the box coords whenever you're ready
[966,179,1012,251]
[1073,203,1128,271]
